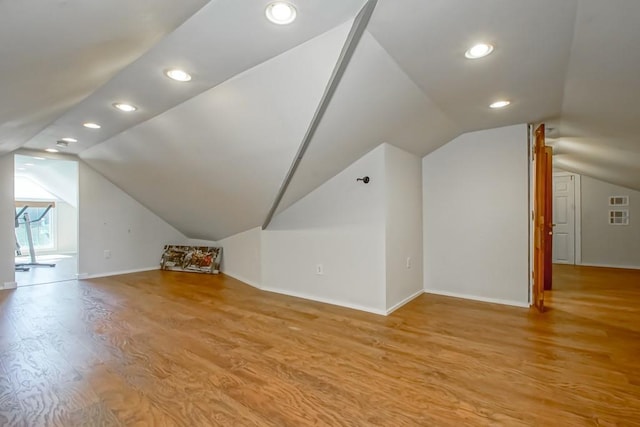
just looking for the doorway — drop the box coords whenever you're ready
[14,154,78,286]
[552,172,581,265]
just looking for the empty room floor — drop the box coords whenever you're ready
[1,266,639,426]
[14,253,78,287]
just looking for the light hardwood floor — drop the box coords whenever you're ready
[1,265,639,426]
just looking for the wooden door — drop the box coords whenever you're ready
[544,146,553,291]
[533,124,552,311]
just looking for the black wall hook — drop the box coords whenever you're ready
[356,176,370,184]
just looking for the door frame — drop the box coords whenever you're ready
[531,124,552,311]
[13,151,80,286]
[552,171,581,265]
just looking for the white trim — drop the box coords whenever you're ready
[2,281,17,290]
[84,266,160,279]
[386,289,424,315]
[221,271,262,289]
[424,289,530,308]
[578,262,640,271]
[261,286,387,316]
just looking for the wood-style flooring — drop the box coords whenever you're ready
[1,265,639,426]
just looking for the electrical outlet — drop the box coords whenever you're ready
[104,250,111,259]
[406,257,411,269]
[316,264,324,275]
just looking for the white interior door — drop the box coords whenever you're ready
[552,174,575,264]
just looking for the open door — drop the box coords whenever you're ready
[533,124,553,312]
[544,146,553,291]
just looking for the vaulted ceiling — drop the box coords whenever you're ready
[2,0,639,239]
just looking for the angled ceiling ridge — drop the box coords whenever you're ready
[262,0,378,229]
[77,7,358,241]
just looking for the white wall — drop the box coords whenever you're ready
[0,154,15,288]
[78,161,186,278]
[56,201,78,253]
[385,144,423,311]
[263,144,387,314]
[423,124,530,306]
[221,144,424,315]
[217,227,262,288]
[580,175,640,268]
[185,238,219,246]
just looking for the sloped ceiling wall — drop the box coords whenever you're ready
[0,0,210,154]
[22,0,366,154]
[80,23,353,240]
[5,0,640,240]
[550,1,640,190]
[15,154,78,207]
[368,0,578,134]
[276,31,459,215]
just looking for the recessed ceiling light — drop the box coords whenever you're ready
[165,69,192,82]
[265,2,297,25]
[83,122,101,129]
[17,167,25,171]
[33,157,45,160]
[113,103,137,113]
[465,43,494,59]
[45,148,59,153]
[24,163,35,166]
[61,137,77,143]
[489,100,511,109]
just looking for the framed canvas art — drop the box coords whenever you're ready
[160,245,222,274]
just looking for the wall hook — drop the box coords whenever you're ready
[356,176,370,184]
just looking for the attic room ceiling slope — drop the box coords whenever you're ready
[276,31,460,215]
[0,0,210,155]
[550,0,640,191]
[23,0,367,155]
[80,23,353,241]
[367,0,578,134]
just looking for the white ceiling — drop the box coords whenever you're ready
[14,154,78,206]
[549,0,640,189]
[80,23,352,240]
[368,0,578,135]
[0,0,209,154]
[4,0,640,239]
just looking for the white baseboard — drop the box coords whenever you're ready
[424,289,530,308]
[222,271,262,289]
[84,266,160,280]
[261,286,387,316]
[578,262,640,271]
[386,289,424,315]
[2,281,17,290]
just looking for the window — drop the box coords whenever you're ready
[15,205,56,251]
